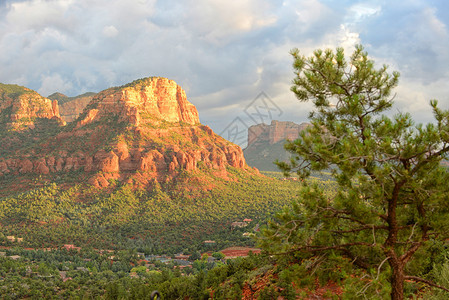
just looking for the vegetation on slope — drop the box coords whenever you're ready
[47,92,97,104]
[0,169,304,254]
[3,44,449,299]
[0,83,33,99]
[244,140,292,172]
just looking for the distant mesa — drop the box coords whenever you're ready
[48,92,96,123]
[0,77,256,189]
[47,92,69,103]
[243,120,309,172]
[247,120,309,147]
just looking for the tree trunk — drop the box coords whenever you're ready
[389,259,405,300]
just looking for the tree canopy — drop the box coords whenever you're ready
[260,45,449,299]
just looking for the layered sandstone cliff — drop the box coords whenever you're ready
[246,120,309,148]
[77,77,199,128]
[48,92,95,123]
[243,120,309,171]
[0,83,64,130]
[0,77,253,189]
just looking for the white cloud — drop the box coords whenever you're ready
[6,0,75,33]
[337,25,361,53]
[103,25,119,38]
[0,0,448,133]
[39,73,73,96]
[294,0,332,25]
[346,2,381,23]
[154,0,277,45]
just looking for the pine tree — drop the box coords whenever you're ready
[259,45,449,299]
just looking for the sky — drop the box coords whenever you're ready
[1,0,448,147]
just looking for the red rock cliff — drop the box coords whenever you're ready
[247,120,309,148]
[77,77,199,128]
[57,94,95,123]
[0,83,64,130]
[0,78,254,189]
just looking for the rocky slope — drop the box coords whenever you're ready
[247,120,309,148]
[0,83,64,130]
[0,77,255,190]
[48,92,96,123]
[243,120,309,171]
[77,77,200,127]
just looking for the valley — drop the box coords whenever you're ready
[2,62,448,299]
[0,78,304,255]
[0,78,317,299]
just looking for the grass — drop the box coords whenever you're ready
[0,83,33,99]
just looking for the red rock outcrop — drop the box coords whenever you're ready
[247,120,309,148]
[48,92,96,123]
[0,77,253,188]
[77,77,199,128]
[0,83,64,130]
[59,95,93,123]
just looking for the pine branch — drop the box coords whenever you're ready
[268,242,373,256]
[301,242,373,252]
[330,225,388,234]
[405,276,449,293]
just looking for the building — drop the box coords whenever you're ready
[63,244,81,251]
[231,222,248,229]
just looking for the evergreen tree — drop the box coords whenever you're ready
[260,45,449,299]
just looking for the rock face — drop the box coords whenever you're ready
[247,120,309,148]
[78,77,200,128]
[0,77,253,188]
[48,92,95,123]
[0,83,64,130]
[243,120,309,171]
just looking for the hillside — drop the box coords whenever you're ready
[243,120,309,171]
[0,77,300,252]
[48,92,96,123]
[0,77,256,191]
[0,83,64,131]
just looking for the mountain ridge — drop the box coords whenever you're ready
[0,77,257,191]
[243,120,309,171]
[0,83,64,130]
[48,92,96,123]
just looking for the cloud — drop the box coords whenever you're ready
[103,25,119,38]
[151,0,277,45]
[5,0,75,33]
[39,73,73,96]
[356,2,449,81]
[0,0,448,135]
[346,1,449,120]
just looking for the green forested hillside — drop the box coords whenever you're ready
[47,92,97,104]
[1,173,447,299]
[244,140,292,171]
[0,169,304,254]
